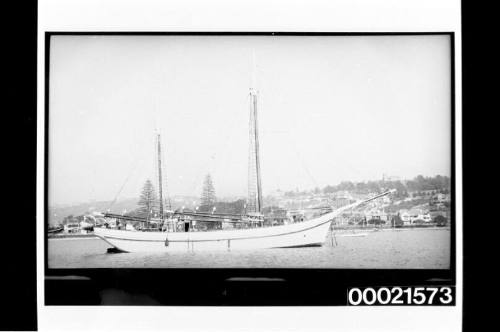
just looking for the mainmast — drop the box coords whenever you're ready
[247,51,263,214]
[248,87,263,213]
[156,133,164,221]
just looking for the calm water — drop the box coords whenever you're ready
[48,228,450,269]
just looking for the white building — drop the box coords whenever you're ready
[400,209,432,224]
[64,223,80,233]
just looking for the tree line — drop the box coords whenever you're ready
[284,175,451,198]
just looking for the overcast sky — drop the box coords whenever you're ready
[48,35,451,206]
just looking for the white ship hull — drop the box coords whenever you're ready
[94,212,334,252]
[94,191,393,253]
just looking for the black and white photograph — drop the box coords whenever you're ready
[47,34,453,270]
[36,0,463,331]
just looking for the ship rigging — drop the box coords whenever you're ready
[94,60,394,252]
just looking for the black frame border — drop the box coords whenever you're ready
[44,31,457,306]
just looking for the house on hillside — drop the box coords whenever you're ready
[400,209,432,225]
[63,223,80,233]
[364,208,390,222]
[432,193,450,204]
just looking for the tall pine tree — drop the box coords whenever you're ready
[200,174,216,210]
[138,179,157,220]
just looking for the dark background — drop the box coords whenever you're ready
[2,0,37,330]
[45,269,454,306]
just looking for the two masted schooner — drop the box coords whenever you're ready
[94,84,394,252]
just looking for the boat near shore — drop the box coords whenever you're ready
[94,191,393,252]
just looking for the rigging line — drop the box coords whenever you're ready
[285,108,320,190]
[216,93,249,191]
[315,115,376,181]
[187,95,245,199]
[107,131,152,212]
[318,133,367,182]
[285,130,319,190]
[156,132,172,210]
[212,111,237,174]
[107,151,146,212]
[187,171,203,201]
[288,108,366,186]
[160,142,172,209]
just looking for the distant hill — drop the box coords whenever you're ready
[48,198,140,225]
[48,196,199,225]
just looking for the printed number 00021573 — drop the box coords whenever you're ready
[347,286,455,305]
